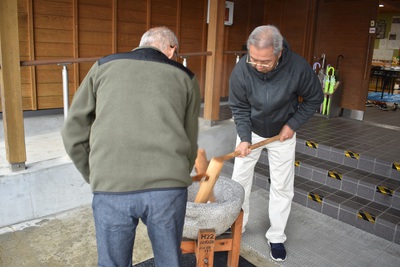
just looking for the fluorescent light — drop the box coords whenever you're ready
[379,4,384,7]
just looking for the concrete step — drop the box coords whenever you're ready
[220,138,400,245]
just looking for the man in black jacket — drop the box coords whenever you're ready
[229,25,323,262]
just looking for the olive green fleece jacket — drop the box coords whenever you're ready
[61,47,200,193]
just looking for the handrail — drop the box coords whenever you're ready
[18,51,214,119]
[17,50,244,119]
[223,50,246,55]
[224,50,246,63]
[20,51,214,67]
[19,50,246,67]
[178,51,212,57]
[20,57,100,66]
[0,50,246,69]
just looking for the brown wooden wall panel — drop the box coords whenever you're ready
[16,0,275,111]
[152,0,178,15]
[117,33,142,52]
[78,3,113,47]
[79,32,112,45]
[19,42,31,60]
[181,11,204,31]
[33,14,73,30]
[224,30,244,51]
[117,1,148,52]
[29,0,74,110]
[279,1,310,55]
[35,43,74,58]
[18,26,29,42]
[78,18,112,32]
[117,21,146,35]
[18,10,29,26]
[22,85,34,98]
[79,45,112,57]
[117,21,147,35]
[180,28,204,47]
[20,68,32,83]
[118,0,147,14]
[178,0,207,96]
[264,0,283,26]
[79,62,95,82]
[37,96,64,109]
[79,1,112,19]
[35,29,73,44]
[36,75,71,108]
[37,83,73,97]
[79,7,112,21]
[78,0,113,62]
[17,0,28,12]
[313,0,378,111]
[220,0,268,97]
[22,98,33,109]
[264,0,317,60]
[249,0,267,32]
[117,10,147,24]
[33,0,72,17]
[151,0,178,28]
[36,66,67,83]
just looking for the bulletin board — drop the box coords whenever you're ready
[376,20,386,39]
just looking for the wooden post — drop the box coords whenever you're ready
[203,0,226,124]
[227,210,243,266]
[180,210,244,267]
[0,0,27,171]
[196,229,216,266]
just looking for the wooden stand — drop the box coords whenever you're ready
[181,210,244,267]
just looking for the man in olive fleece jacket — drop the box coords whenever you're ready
[62,27,200,267]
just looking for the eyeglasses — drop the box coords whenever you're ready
[246,54,275,69]
[170,45,178,59]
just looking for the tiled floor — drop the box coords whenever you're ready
[363,102,400,129]
[240,188,400,267]
[210,102,400,163]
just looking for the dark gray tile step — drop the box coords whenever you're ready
[221,160,400,245]
[221,150,400,210]
[296,137,400,180]
[291,176,400,245]
[293,152,400,209]
[254,151,400,210]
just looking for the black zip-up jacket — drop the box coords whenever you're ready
[228,40,324,143]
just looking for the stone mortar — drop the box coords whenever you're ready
[183,176,245,240]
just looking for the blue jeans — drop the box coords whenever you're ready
[92,188,188,267]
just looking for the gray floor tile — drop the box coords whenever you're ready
[242,188,400,266]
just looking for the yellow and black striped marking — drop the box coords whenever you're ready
[345,150,360,160]
[376,185,393,196]
[392,162,400,171]
[305,140,318,149]
[357,210,376,223]
[328,170,342,180]
[295,160,300,167]
[308,192,323,203]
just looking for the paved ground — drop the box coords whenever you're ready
[0,205,153,266]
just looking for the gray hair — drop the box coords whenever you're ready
[247,25,283,56]
[139,26,179,52]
